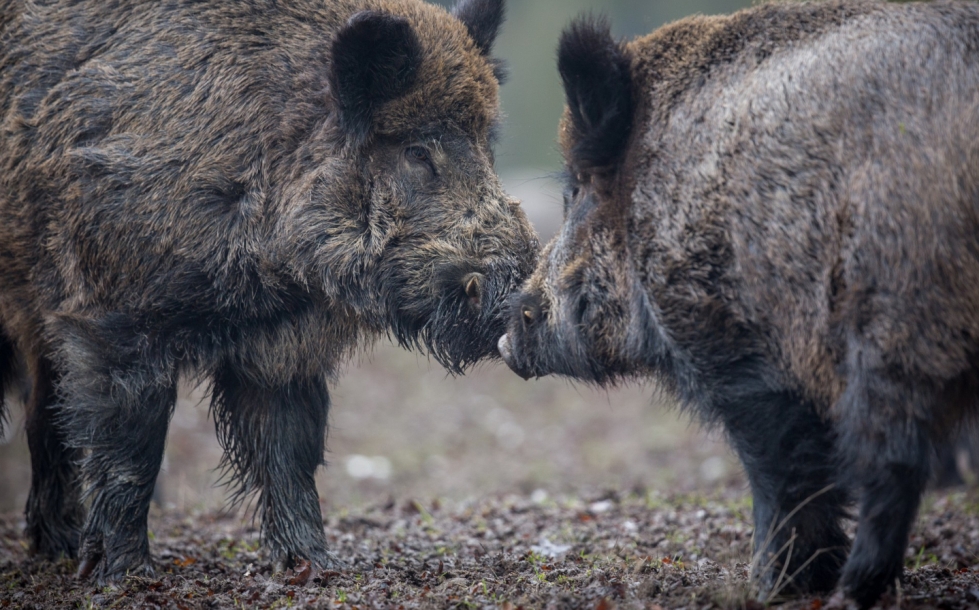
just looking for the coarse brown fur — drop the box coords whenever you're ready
[501,1,979,607]
[0,0,538,582]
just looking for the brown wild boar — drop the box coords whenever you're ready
[499,1,979,606]
[0,0,538,582]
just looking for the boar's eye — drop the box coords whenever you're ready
[405,145,437,178]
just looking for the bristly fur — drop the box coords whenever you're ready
[557,15,633,172]
[0,0,537,583]
[505,1,979,607]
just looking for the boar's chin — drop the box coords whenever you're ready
[393,301,502,374]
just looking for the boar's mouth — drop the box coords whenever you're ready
[388,259,522,374]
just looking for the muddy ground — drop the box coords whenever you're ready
[4,488,979,609]
[3,346,979,608]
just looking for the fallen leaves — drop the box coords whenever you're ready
[3,489,979,608]
[287,560,312,586]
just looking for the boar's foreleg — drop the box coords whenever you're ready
[24,356,84,559]
[53,315,179,582]
[835,343,932,608]
[717,375,849,598]
[212,367,338,571]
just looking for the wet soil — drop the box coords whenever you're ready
[3,487,979,609]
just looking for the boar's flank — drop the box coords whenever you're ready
[0,0,538,582]
[500,2,979,607]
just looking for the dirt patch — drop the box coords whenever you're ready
[3,488,979,609]
[1,345,741,515]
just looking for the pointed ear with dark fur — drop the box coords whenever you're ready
[330,11,422,144]
[453,0,505,55]
[558,15,634,171]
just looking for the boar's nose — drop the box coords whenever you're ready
[462,272,483,308]
[498,334,532,380]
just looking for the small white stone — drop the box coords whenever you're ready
[589,500,613,514]
[345,454,374,479]
[531,537,571,558]
[699,456,728,482]
[345,454,391,480]
[370,456,392,480]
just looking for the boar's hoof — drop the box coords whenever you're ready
[30,525,81,560]
[76,555,99,580]
[823,591,858,610]
[273,549,344,574]
[841,561,900,610]
[76,553,154,583]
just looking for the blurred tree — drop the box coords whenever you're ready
[434,0,752,173]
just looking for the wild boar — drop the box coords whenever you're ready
[0,0,538,581]
[499,1,979,606]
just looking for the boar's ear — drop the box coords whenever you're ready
[453,0,505,56]
[330,11,422,144]
[453,0,508,82]
[558,15,633,171]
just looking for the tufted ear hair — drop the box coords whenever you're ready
[558,15,634,171]
[452,0,505,56]
[330,11,422,145]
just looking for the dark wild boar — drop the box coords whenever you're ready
[0,0,538,582]
[499,1,979,606]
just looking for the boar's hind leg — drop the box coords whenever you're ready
[25,355,84,558]
[212,367,338,570]
[835,354,931,608]
[720,384,848,599]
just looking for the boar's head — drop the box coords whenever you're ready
[499,16,654,384]
[284,0,538,374]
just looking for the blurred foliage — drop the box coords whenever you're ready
[434,0,752,172]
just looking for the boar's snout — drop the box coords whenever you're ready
[497,333,531,380]
[498,291,546,380]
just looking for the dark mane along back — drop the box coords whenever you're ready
[630,1,880,113]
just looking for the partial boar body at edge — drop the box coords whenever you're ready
[0,0,538,582]
[501,2,979,608]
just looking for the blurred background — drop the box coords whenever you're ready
[0,0,754,514]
